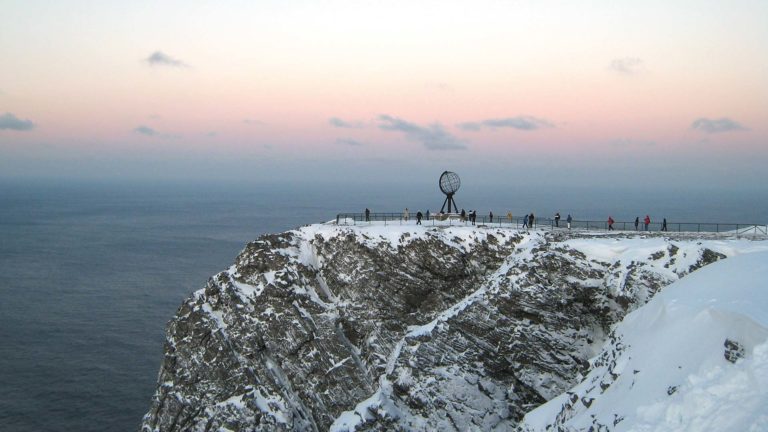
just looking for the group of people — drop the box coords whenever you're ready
[624,215,668,231]
[367,207,667,232]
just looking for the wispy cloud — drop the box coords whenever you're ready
[609,138,656,148]
[0,112,35,131]
[134,126,158,136]
[378,115,466,150]
[243,118,264,125]
[457,116,553,131]
[144,51,188,68]
[336,138,364,146]
[609,57,643,75]
[691,117,748,133]
[329,117,364,129]
[133,125,178,139]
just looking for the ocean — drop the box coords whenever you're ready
[0,178,765,431]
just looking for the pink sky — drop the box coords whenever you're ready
[1,0,766,185]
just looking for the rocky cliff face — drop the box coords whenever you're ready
[141,225,735,431]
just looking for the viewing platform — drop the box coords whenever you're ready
[335,212,768,239]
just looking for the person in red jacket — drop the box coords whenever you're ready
[607,216,615,231]
[644,215,651,231]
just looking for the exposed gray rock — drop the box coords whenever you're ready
[140,226,742,431]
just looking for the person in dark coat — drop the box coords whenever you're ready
[461,209,466,222]
[426,209,430,221]
[555,212,561,227]
[489,211,493,223]
[567,214,572,229]
[662,218,668,231]
[529,212,535,228]
[635,216,639,231]
[607,216,615,231]
[522,214,529,229]
[416,211,423,225]
[471,210,477,225]
[365,208,370,222]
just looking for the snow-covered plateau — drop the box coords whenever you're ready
[141,223,768,431]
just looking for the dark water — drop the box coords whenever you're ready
[0,178,765,431]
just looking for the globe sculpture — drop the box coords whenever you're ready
[439,171,460,213]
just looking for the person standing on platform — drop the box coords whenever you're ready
[426,209,430,221]
[635,216,639,231]
[662,218,668,231]
[555,212,561,227]
[507,211,513,224]
[404,208,409,222]
[489,211,493,223]
[522,214,529,229]
[567,214,572,230]
[607,216,615,231]
[644,215,651,231]
[529,212,535,228]
[365,208,370,222]
[416,211,423,225]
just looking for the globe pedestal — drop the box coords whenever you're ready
[438,171,461,214]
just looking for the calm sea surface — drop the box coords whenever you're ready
[0,179,765,431]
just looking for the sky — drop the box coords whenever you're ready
[1,0,766,188]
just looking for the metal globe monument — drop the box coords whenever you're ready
[439,171,461,213]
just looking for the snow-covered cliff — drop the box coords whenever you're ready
[140,224,767,431]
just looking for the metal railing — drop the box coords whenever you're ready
[335,212,768,237]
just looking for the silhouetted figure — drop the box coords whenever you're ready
[489,211,493,223]
[555,212,561,227]
[635,217,639,231]
[416,211,423,225]
[529,212,535,228]
[608,216,615,231]
[523,214,529,229]
[662,218,668,231]
[461,209,466,222]
[365,208,370,222]
[426,209,430,221]
[644,215,651,231]
[471,210,477,225]
[567,214,572,229]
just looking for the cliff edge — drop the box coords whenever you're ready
[140,224,762,431]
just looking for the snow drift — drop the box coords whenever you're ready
[520,250,768,431]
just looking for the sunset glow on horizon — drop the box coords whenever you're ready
[1,0,766,187]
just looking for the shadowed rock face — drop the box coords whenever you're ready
[141,226,729,432]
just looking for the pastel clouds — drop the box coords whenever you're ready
[144,51,188,68]
[0,113,35,131]
[691,118,748,134]
[609,57,643,75]
[133,125,179,139]
[336,138,364,147]
[378,115,466,151]
[329,117,365,129]
[134,125,158,136]
[457,116,554,132]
